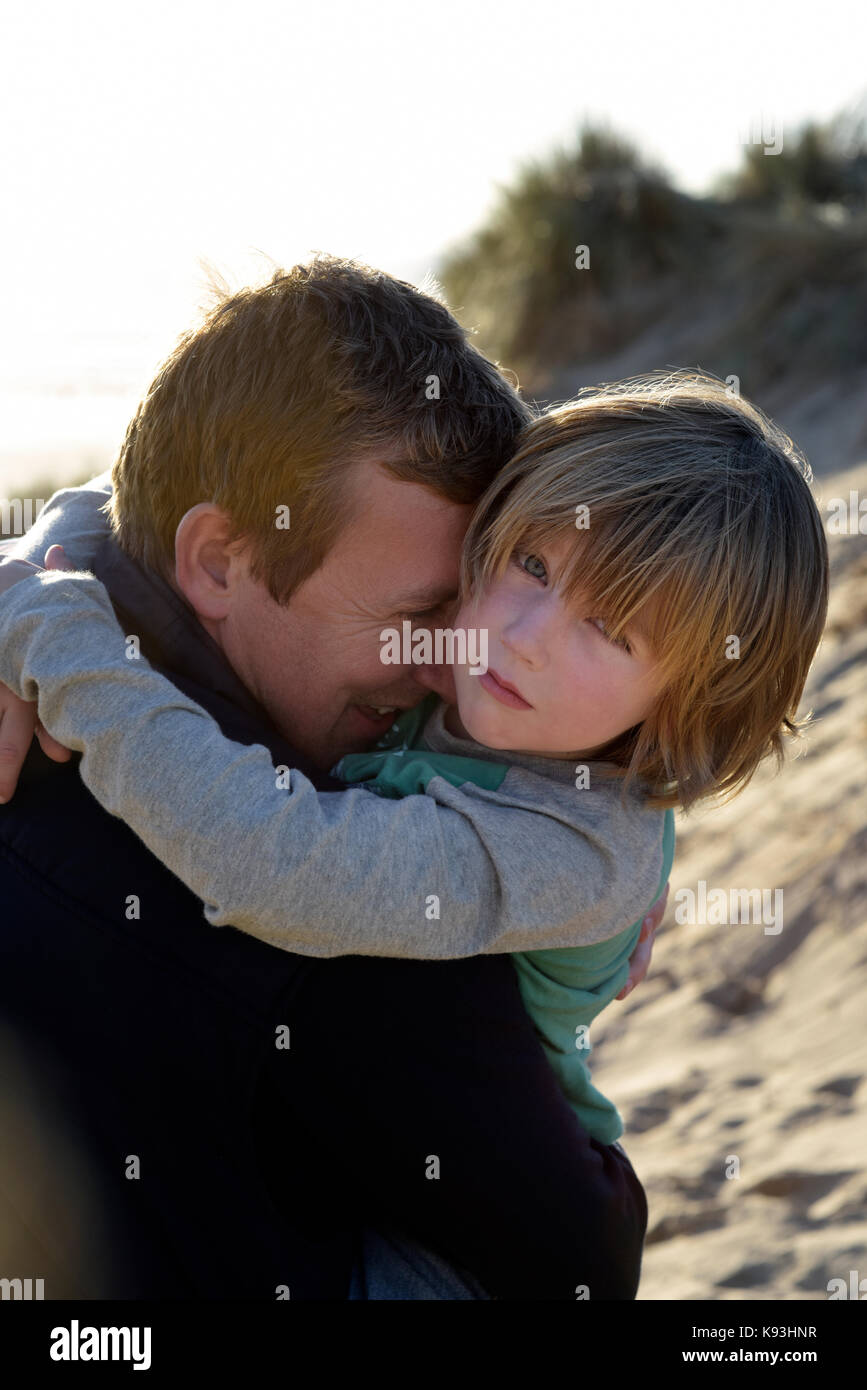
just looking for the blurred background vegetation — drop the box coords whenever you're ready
[438,108,867,476]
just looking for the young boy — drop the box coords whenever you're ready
[0,372,828,1144]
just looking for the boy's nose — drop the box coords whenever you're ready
[501,607,556,669]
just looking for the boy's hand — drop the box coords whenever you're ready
[0,546,76,802]
[617,881,669,1000]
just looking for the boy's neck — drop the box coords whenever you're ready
[443,702,470,740]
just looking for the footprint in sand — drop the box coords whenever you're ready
[745,1170,856,1205]
[779,1103,828,1130]
[646,1208,728,1246]
[626,1072,707,1134]
[715,1258,786,1289]
[814,1075,862,1100]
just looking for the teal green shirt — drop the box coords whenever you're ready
[337,699,676,1145]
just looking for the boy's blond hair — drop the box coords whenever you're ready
[460,371,829,812]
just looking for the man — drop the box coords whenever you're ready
[0,256,663,1299]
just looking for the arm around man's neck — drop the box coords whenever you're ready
[8,470,113,570]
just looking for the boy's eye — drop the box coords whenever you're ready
[516,551,547,582]
[591,617,632,655]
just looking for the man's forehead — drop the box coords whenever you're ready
[336,460,470,597]
[358,552,460,612]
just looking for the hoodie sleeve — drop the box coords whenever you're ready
[6,471,113,569]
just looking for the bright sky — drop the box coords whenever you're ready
[0,0,865,481]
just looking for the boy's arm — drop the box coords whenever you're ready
[1,472,113,785]
[0,570,666,960]
[7,471,113,569]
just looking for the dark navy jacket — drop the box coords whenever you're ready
[0,535,648,1299]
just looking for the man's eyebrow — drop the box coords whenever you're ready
[390,585,458,611]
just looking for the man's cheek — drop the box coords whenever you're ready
[418,663,457,703]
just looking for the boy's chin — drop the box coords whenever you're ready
[458,709,517,749]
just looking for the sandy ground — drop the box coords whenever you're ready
[593,458,867,1301]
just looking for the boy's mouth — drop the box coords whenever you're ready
[479,668,533,711]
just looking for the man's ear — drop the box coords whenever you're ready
[174,503,246,623]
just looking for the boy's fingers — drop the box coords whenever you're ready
[0,694,38,802]
[617,937,651,999]
[643,881,670,937]
[35,720,73,763]
[617,894,668,1000]
[44,544,75,572]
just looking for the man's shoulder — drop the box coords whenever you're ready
[0,743,311,1015]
